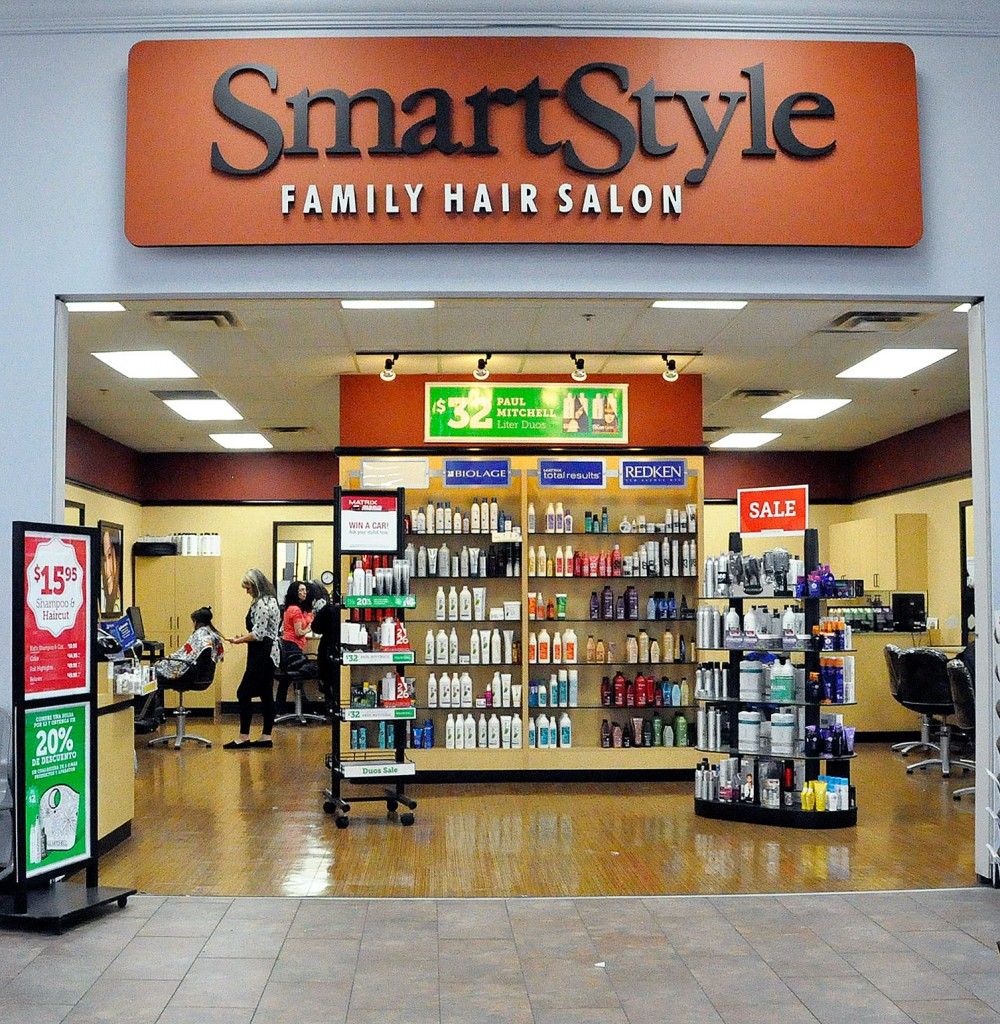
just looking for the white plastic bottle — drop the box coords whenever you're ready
[528,502,537,533]
[555,501,564,532]
[436,586,446,621]
[459,585,472,620]
[454,713,465,749]
[440,672,452,706]
[448,586,458,621]
[511,715,523,749]
[461,671,473,707]
[464,713,476,748]
[480,497,489,534]
[478,713,488,748]
[538,628,551,663]
[488,713,501,748]
[471,497,481,533]
[501,715,512,748]
[555,546,564,578]
[559,712,572,748]
[563,628,577,664]
[528,546,537,576]
[545,502,556,532]
[425,630,435,664]
[449,628,459,663]
[537,713,550,749]
[445,713,456,749]
[527,716,537,748]
[552,630,563,664]
[435,629,448,663]
[489,496,499,532]
[490,629,502,664]
[470,629,480,665]
[427,672,438,707]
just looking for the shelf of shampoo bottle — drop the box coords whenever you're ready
[415,662,521,669]
[697,647,857,655]
[528,574,699,582]
[526,617,696,625]
[530,661,695,669]
[529,530,696,538]
[695,696,857,708]
[695,746,856,761]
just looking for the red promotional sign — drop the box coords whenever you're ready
[22,530,92,700]
[738,485,809,536]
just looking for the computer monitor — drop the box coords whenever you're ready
[127,605,145,641]
[891,592,926,632]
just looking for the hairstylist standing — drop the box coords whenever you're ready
[225,568,281,749]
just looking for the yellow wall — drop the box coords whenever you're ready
[705,476,973,646]
[140,504,332,701]
[66,483,143,609]
[852,477,972,645]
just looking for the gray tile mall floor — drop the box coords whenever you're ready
[2,889,1000,1023]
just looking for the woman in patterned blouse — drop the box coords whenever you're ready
[224,568,281,749]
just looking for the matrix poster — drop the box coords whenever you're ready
[22,530,91,701]
[23,703,90,878]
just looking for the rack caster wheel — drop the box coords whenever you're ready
[335,816,350,829]
[342,802,351,813]
[117,896,129,908]
[323,800,336,813]
[400,812,415,826]
[386,799,398,813]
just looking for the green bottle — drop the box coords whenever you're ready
[675,713,688,747]
[652,713,664,746]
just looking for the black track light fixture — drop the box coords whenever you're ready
[662,355,679,383]
[380,353,399,382]
[570,353,587,383]
[473,353,492,381]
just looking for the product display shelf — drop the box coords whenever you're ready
[693,529,857,830]
[338,452,706,775]
[697,647,857,655]
[327,485,418,829]
[695,747,856,761]
[698,697,857,708]
[693,798,856,829]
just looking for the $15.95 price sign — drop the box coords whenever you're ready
[425,383,628,444]
[22,530,92,701]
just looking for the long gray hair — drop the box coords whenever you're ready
[241,568,276,601]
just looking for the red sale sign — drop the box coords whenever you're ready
[23,531,92,700]
[738,485,809,536]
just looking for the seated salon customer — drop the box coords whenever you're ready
[225,568,281,749]
[276,580,315,711]
[154,606,225,682]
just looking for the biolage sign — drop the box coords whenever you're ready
[124,37,922,246]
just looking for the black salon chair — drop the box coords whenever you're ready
[946,658,976,799]
[275,644,326,727]
[896,647,954,776]
[149,648,216,749]
[886,643,938,756]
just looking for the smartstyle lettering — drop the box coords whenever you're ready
[211,61,835,182]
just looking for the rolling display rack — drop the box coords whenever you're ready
[323,487,418,829]
[694,528,858,829]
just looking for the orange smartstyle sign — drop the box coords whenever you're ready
[124,37,922,247]
[738,485,809,536]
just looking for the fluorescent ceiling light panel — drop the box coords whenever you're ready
[92,350,197,379]
[836,348,957,379]
[210,432,272,449]
[710,432,782,449]
[651,300,747,310]
[65,301,126,313]
[162,398,242,421]
[762,398,852,420]
[341,299,436,310]
[953,302,973,313]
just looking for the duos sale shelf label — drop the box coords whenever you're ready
[426,383,628,444]
[22,531,91,701]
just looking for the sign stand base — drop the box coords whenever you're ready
[0,881,137,933]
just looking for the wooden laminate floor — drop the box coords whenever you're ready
[100,717,976,897]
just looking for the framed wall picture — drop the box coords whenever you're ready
[97,520,123,618]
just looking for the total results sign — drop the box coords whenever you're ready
[124,37,922,247]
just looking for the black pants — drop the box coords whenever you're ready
[237,640,276,735]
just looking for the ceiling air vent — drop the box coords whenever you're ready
[147,310,243,331]
[820,311,931,334]
[730,388,792,400]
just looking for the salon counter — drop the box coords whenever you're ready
[852,632,962,735]
[97,690,135,852]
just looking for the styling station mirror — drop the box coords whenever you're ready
[273,521,333,604]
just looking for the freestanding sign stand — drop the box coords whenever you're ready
[0,522,134,932]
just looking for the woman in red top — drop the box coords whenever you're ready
[276,581,314,713]
[281,580,313,651]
